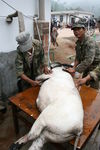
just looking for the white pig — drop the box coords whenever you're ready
[10,66,84,150]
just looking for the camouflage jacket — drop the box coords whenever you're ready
[15,39,48,80]
[90,64,100,81]
[75,35,100,74]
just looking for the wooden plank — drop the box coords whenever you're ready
[72,86,100,149]
[10,86,40,119]
[9,85,100,149]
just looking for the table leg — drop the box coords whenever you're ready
[11,104,19,134]
[98,123,100,130]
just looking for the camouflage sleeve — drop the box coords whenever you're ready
[76,40,95,73]
[43,52,48,66]
[89,64,100,81]
[33,39,48,67]
[75,41,80,61]
[15,48,24,78]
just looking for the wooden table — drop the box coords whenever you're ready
[9,85,100,149]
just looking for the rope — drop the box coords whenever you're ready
[33,17,51,67]
[1,0,16,11]
[47,20,52,67]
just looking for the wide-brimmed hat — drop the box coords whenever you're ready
[16,32,32,52]
[71,23,85,30]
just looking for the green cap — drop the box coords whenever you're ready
[71,23,85,30]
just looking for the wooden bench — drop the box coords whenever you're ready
[9,85,100,149]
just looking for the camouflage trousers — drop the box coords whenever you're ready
[86,79,100,89]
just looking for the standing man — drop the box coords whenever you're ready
[15,31,51,91]
[51,27,59,47]
[66,22,100,89]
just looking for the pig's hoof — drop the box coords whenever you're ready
[9,142,23,150]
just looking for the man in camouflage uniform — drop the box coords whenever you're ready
[76,64,100,89]
[15,32,51,91]
[66,23,100,89]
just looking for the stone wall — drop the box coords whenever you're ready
[0,51,18,101]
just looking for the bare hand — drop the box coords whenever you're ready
[75,78,87,88]
[44,66,52,74]
[30,80,40,87]
[67,67,75,73]
[63,67,75,77]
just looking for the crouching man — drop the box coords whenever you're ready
[15,32,51,92]
[65,22,100,89]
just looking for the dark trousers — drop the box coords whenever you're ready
[17,79,31,92]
